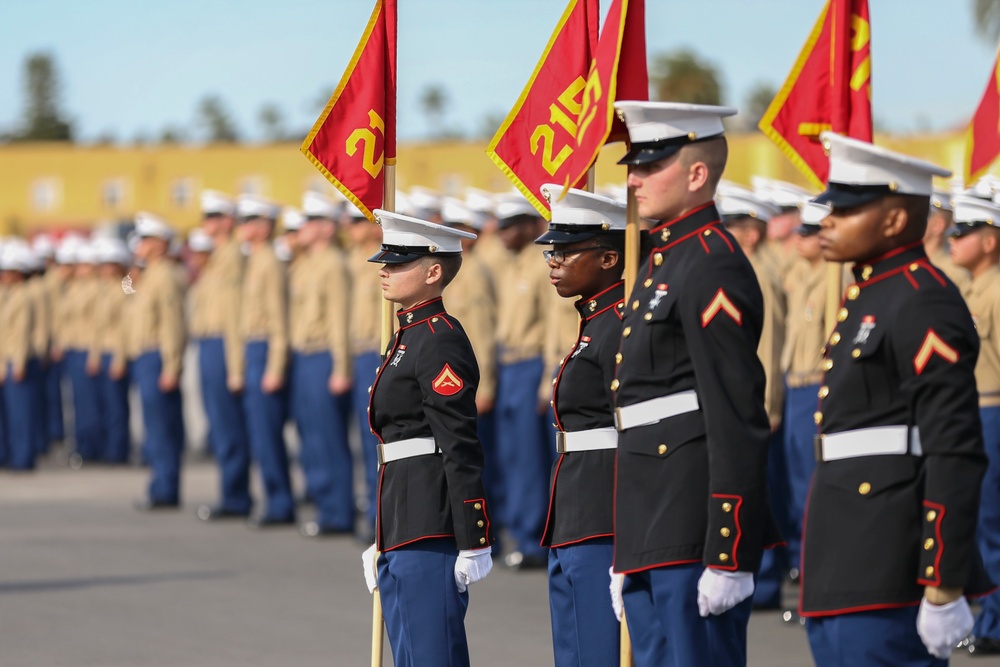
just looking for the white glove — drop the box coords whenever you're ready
[362,543,379,594]
[454,547,493,593]
[609,567,625,622]
[696,568,755,617]
[917,596,973,659]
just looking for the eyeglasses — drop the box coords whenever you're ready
[542,246,608,264]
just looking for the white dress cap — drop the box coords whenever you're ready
[535,183,627,244]
[135,211,176,240]
[817,132,951,207]
[188,228,215,253]
[408,186,443,219]
[369,209,476,264]
[799,198,831,227]
[0,241,36,272]
[952,194,1000,227]
[494,192,540,223]
[302,191,342,219]
[930,190,953,212]
[75,240,100,265]
[441,197,479,229]
[31,234,56,259]
[93,237,132,266]
[751,177,812,209]
[55,234,85,265]
[236,194,280,221]
[717,189,780,222]
[615,101,738,165]
[968,174,1000,200]
[282,207,306,232]
[201,190,235,216]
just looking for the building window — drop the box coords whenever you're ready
[30,178,60,212]
[170,179,194,209]
[102,178,126,211]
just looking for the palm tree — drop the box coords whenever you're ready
[649,49,723,106]
[419,84,448,139]
[973,0,1000,41]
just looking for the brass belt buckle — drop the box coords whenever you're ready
[613,408,625,432]
[813,434,825,463]
[377,443,386,466]
[555,432,568,454]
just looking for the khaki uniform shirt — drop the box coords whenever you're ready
[496,246,550,364]
[60,277,100,351]
[44,271,65,353]
[445,250,497,403]
[540,288,581,402]
[0,282,36,379]
[125,259,186,378]
[193,239,245,381]
[289,246,352,379]
[347,245,383,356]
[781,259,828,382]
[240,243,288,379]
[750,252,787,427]
[963,264,1000,406]
[762,240,798,282]
[475,234,511,284]
[28,275,51,362]
[928,245,971,293]
[89,275,128,372]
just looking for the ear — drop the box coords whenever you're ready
[599,249,621,271]
[424,261,443,286]
[983,230,999,254]
[882,204,909,239]
[687,160,710,192]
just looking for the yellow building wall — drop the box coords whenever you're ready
[0,130,981,235]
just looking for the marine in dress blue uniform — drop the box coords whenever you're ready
[612,102,781,667]
[535,184,627,667]
[800,133,994,666]
[361,210,494,667]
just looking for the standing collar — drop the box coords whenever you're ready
[396,297,447,329]
[575,281,625,320]
[851,241,927,284]
[648,202,721,248]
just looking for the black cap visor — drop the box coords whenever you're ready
[815,183,898,210]
[368,245,461,264]
[796,224,821,236]
[618,133,724,166]
[947,221,990,239]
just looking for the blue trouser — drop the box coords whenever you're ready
[549,538,619,667]
[65,349,104,460]
[351,350,381,528]
[755,425,791,608]
[0,377,7,466]
[198,338,252,514]
[243,341,294,521]
[495,357,549,559]
[378,539,470,667]
[45,358,65,444]
[623,564,753,667]
[4,359,41,470]
[133,351,184,503]
[974,405,1000,641]
[99,354,130,463]
[807,607,946,667]
[290,351,354,530]
[783,381,819,573]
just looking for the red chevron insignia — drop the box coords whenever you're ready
[913,330,958,375]
[432,364,464,396]
[701,289,743,328]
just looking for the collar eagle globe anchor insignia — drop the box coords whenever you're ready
[121,274,136,295]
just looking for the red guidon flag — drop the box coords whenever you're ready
[560,0,648,193]
[758,0,873,190]
[301,0,397,222]
[487,0,599,218]
[966,44,1000,183]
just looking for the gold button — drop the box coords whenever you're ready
[909,263,919,272]
[720,527,731,537]
[858,482,871,495]
[837,307,849,322]
[822,359,834,371]
[549,400,554,407]
[830,332,841,345]
[644,313,653,321]
[846,285,860,300]
[927,510,937,521]
[925,566,934,577]
[615,353,622,364]
[852,349,861,358]
[703,229,712,236]
[432,317,439,322]
[552,378,558,386]
[643,279,652,288]
[722,503,732,513]
[477,520,485,528]
[368,385,373,393]
[654,253,663,266]
[660,229,671,242]
[818,386,829,399]
[861,265,873,281]
[632,300,639,311]
[480,537,487,545]
[610,379,620,391]
[719,553,729,562]
[924,538,935,550]
[474,502,482,510]
[657,444,667,455]
[814,411,823,425]
[623,326,631,338]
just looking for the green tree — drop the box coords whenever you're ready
[741,81,778,131]
[15,52,73,142]
[258,103,286,143]
[159,126,185,144]
[649,49,723,106]
[419,84,449,139]
[973,0,1000,41]
[196,95,240,143]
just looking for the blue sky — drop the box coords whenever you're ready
[0,0,995,143]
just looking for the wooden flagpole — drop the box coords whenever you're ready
[823,262,841,338]
[619,182,638,667]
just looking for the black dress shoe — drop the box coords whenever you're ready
[133,499,180,512]
[299,521,354,538]
[503,551,547,571]
[246,515,296,529]
[969,636,1000,656]
[196,504,250,522]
